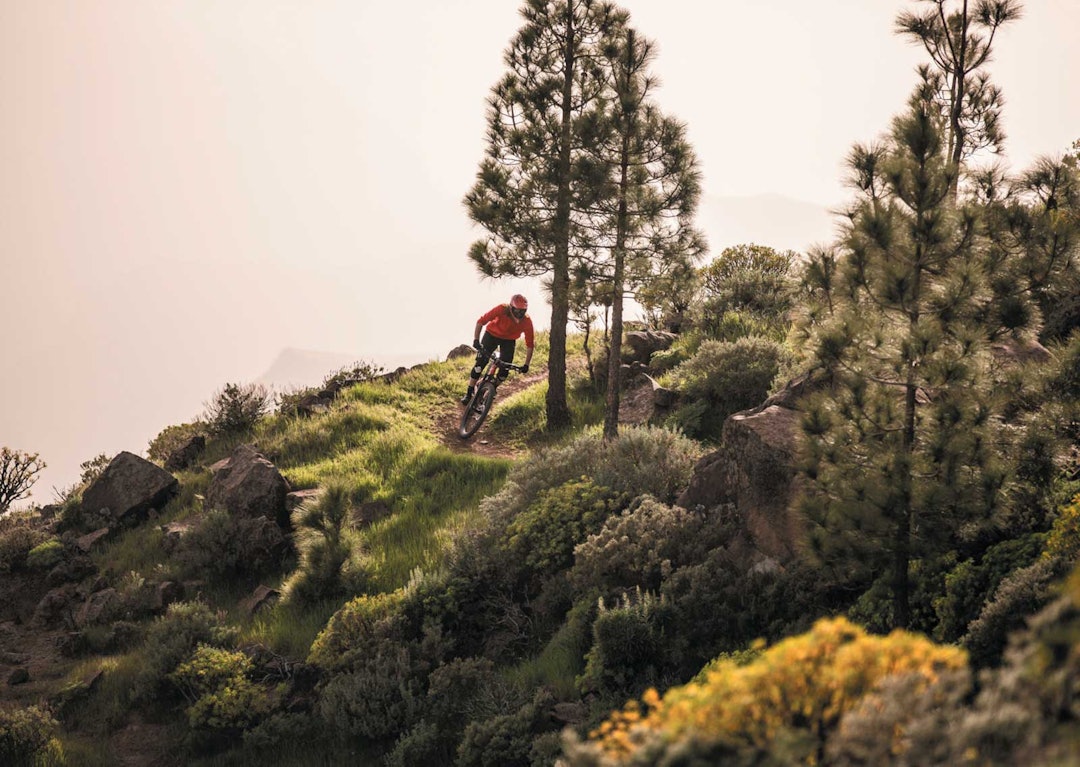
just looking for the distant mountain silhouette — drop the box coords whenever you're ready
[697,193,840,254]
[255,347,437,389]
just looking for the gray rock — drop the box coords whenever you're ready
[623,330,678,365]
[205,445,291,528]
[76,588,123,628]
[446,344,475,360]
[78,451,179,530]
[75,528,110,553]
[353,500,391,528]
[677,405,803,562]
[46,554,97,586]
[164,435,206,472]
[240,585,280,616]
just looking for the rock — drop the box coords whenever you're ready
[152,581,185,612]
[33,585,79,629]
[551,701,588,726]
[642,374,677,409]
[623,330,678,365]
[76,588,123,628]
[78,451,179,530]
[446,344,476,361]
[8,667,30,686]
[286,488,322,514]
[205,445,291,528]
[164,435,206,472]
[678,405,803,562]
[353,500,391,528]
[991,338,1052,366]
[240,585,280,616]
[76,528,110,553]
[378,366,409,385]
[159,520,195,554]
[46,554,97,586]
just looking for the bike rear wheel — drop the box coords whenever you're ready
[458,382,496,439]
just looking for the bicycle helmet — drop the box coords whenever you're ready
[509,294,528,320]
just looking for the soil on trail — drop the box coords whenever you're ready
[436,364,657,460]
[438,365,551,459]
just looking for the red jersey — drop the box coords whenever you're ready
[479,304,535,348]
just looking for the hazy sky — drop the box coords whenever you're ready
[2,0,1078,502]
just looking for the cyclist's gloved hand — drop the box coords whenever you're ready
[519,364,529,374]
[472,339,482,351]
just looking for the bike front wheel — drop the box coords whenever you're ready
[459,382,496,439]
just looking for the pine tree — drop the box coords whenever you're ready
[895,0,1023,194]
[464,0,627,429]
[589,27,705,439]
[798,83,1007,630]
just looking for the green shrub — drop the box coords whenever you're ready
[129,601,238,708]
[173,509,289,583]
[25,539,64,570]
[963,557,1066,668]
[0,512,47,573]
[307,591,406,673]
[579,589,671,699]
[933,534,1045,643]
[281,484,365,606]
[169,644,272,734]
[0,705,64,766]
[147,422,206,464]
[455,689,555,767]
[315,646,423,741]
[1044,493,1080,564]
[504,479,630,585]
[665,335,790,440]
[385,720,445,767]
[570,499,733,598]
[202,382,271,436]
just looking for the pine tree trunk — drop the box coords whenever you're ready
[603,89,633,440]
[546,0,575,431]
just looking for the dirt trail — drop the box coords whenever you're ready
[437,365,551,459]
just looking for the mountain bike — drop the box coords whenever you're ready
[459,353,522,440]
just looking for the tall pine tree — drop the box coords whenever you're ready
[798,81,1006,630]
[464,0,626,429]
[589,27,705,439]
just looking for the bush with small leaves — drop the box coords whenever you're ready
[579,589,672,700]
[963,556,1068,668]
[664,336,790,440]
[169,644,272,735]
[933,533,1045,643]
[174,508,289,583]
[456,688,556,767]
[0,511,48,573]
[307,591,406,673]
[1043,493,1080,564]
[573,617,967,766]
[315,645,423,741]
[130,601,239,708]
[0,705,65,766]
[25,539,64,570]
[147,422,206,464]
[202,382,271,436]
[571,499,733,599]
[504,478,630,587]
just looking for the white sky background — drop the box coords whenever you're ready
[2,0,1078,501]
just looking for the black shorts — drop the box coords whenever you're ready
[473,332,515,378]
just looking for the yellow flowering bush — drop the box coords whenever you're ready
[584,616,967,765]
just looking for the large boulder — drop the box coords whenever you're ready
[678,405,803,562]
[205,445,291,528]
[78,451,179,530]
[623,330,678,365]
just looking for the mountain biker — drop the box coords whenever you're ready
[462,294,535,404]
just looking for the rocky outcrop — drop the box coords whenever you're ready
[164,435,206,472]
[205,445,291,528]
[678,405,804,562]
[77,452,179,531]
[447,344,476,360]
[240,585,280,616]
[623,330,678,365]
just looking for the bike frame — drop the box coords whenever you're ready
[458,351,521,440]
